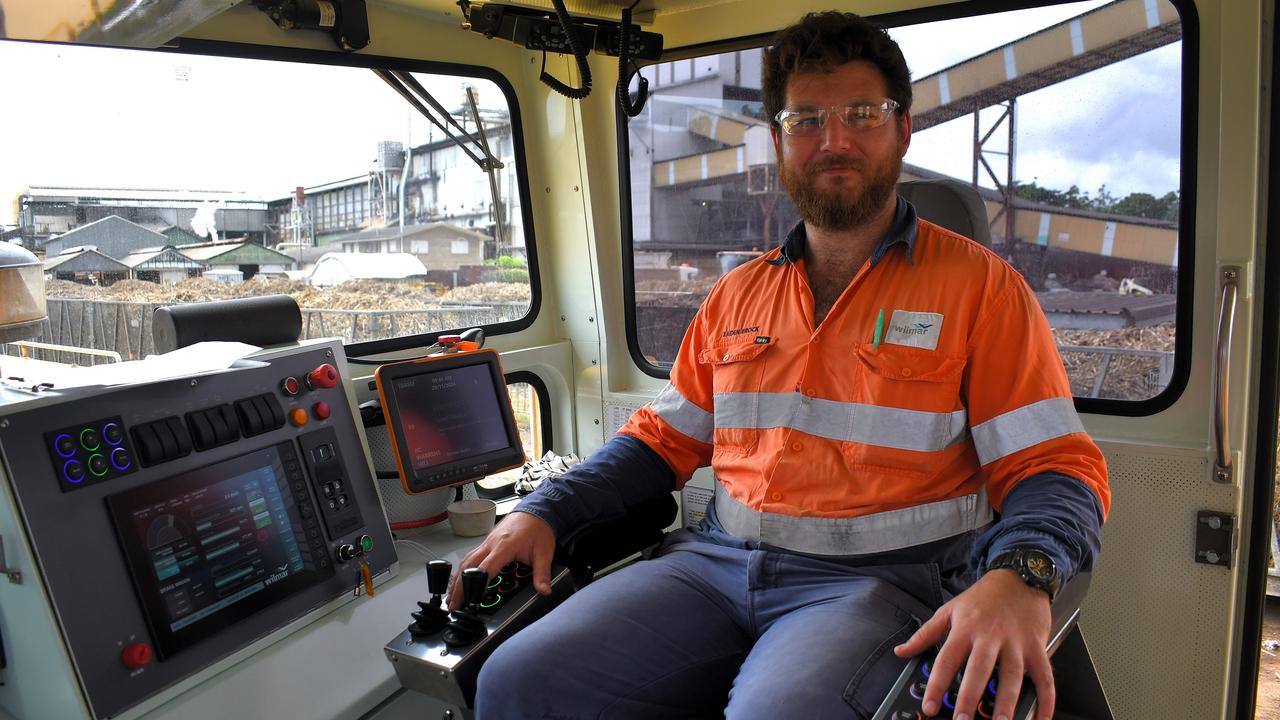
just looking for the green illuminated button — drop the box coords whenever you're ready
[480,593,501,609]
[87,453,109,477]
[80,428,101,451]
[359,534,373,553]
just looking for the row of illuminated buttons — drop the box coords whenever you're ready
[53,423,124,457]
[63,448,132,482]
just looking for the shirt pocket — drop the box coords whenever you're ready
[698,339,772,454]
[840,344,966,480]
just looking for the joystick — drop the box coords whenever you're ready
[408,560,452,637]
[441,567,490,647]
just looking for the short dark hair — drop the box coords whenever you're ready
[762,12,912,126]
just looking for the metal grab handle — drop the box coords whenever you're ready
[1212,266,1240,483]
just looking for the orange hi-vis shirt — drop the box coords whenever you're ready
[620,207,1110,556]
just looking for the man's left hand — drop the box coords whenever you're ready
[894,569,1054,720]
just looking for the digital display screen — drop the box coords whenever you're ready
[107,444,329,658]
[392,363,513,471]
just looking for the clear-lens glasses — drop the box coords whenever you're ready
[775,99,900,136]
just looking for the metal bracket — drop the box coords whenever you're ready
[0,537,21,584]
[1195,511,1235,567]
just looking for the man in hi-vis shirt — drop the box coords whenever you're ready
[453,12,1109,720]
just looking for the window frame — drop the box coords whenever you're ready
[617,0,1199,417]
[166,38,542,357]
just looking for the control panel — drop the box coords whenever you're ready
[385,560,573,710]
[0,339,395,720]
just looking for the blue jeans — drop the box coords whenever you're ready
[475,524,977,720]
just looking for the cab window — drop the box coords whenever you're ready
[0,40,535,357]
[624,0,1187,410]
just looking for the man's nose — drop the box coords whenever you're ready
[819,115,856,150]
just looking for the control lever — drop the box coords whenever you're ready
[441,567,490,647]
[408,560,452,637]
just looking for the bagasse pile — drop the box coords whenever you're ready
[43,278,531,308]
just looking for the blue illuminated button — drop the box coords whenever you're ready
[87,454,109,477]
[110,447,131,471]
[102,422,124,446]
[79,428,101,451]
[63,460,85,483]
[54,433,76,457]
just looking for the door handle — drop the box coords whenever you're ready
[1212,266,1240,484]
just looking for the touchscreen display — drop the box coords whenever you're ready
[391,362,513,471]
[108,443,330,658]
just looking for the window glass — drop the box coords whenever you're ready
[1,41,532,357]
[626,0,1183,404]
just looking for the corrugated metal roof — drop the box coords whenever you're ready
[1037,291,1176,326]
[43,248,129,273]
[120,246,207,270]
[44,215,169,259]
[176,242,295,265]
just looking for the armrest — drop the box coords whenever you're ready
[553,493,678,586]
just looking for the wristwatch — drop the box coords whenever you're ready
[985,549,1061,601]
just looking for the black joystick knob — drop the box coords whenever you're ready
[408,560,452,637]
[442,567,490,647]
[426,559,452,595]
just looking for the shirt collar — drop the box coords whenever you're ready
[768,195,919,267]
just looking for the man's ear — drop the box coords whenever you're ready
[898,112,913,156]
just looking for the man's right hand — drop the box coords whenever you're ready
[446,510,556,610]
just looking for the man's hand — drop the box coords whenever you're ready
[894,570,1054,720]
[446,511,556,610]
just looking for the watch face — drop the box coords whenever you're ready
[1024,552,1055,581]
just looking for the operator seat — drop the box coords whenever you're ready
[897,177,993,249]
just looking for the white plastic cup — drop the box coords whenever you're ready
[447,499,498,537]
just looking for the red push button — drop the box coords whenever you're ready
[121,642,153,670]
[280,376,301,396]
[307,363,339,390]
[313,401,331,420]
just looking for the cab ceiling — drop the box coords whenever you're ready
[375,0,738,24]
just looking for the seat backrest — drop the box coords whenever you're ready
[897,178,992,249]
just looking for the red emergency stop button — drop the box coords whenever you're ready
[307,363,339,390]
[313,401,331,420]
[121,642,153,670]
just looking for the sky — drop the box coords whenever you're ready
[0,0,1183,227]
[892,0,1182,200]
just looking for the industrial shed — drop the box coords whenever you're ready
[43,247,130,285]
[42,215,169,259]
[120,245,205,284]
[177,241,296,281]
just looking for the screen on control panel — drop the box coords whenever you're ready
[107,443,332,658]
[375,349,525,495]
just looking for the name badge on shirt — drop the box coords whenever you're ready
[884,310,944,351]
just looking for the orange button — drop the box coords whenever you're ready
[805,388,817,397]
[771,491,782,501]
[289,408,309,427]
[901,368,913,377]
[791,441,803,452]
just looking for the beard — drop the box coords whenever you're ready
[779,150,902,232]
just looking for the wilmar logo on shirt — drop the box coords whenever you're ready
[884,310,944,350]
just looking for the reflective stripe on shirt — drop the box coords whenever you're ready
[651,383,714,444]
[713,391,969,452]
[714,481,993,556]
[971,396,1084,465]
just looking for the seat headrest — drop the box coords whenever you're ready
[897,179,992,249]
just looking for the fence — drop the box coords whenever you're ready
[2,298,530,364]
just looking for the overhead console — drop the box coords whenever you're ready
[0,339,395,720]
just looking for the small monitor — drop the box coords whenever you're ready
[374,348,526,495]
